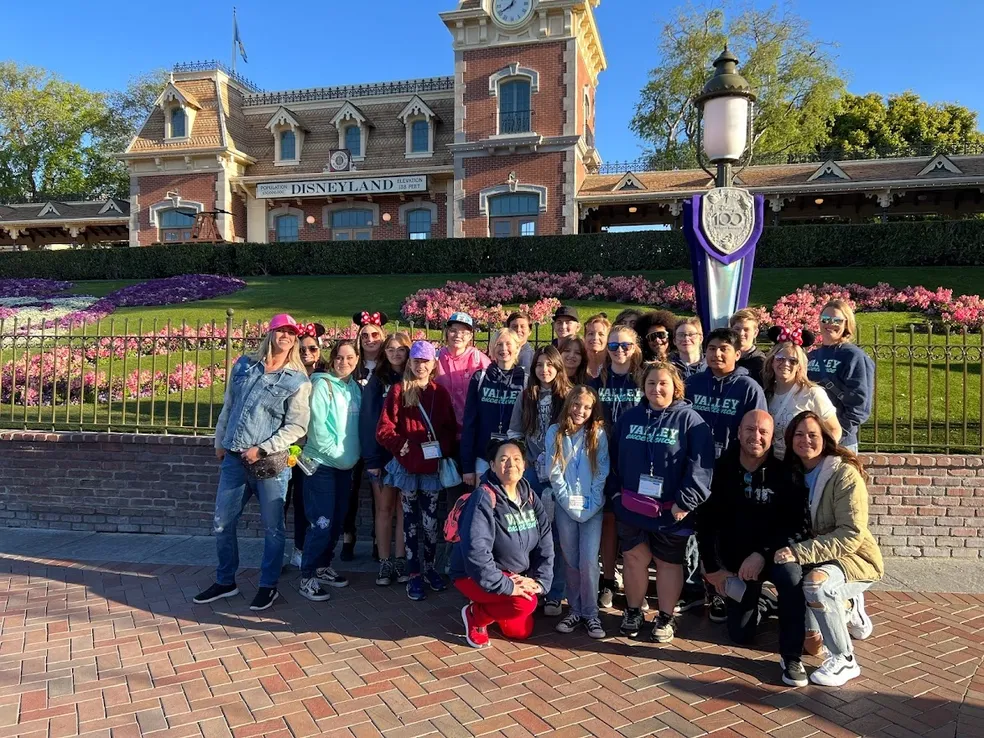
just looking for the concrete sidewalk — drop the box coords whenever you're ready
[1,527,982,593]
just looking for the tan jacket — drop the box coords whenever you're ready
[792,456,884,582]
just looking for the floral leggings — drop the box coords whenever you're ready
[401,489,440,576]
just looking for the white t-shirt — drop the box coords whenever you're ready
[769,384,837,459]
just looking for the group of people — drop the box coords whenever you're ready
[192,298,881,689]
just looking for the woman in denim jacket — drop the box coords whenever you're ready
[194,314,311,612]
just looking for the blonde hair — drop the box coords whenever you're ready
[639,361,685,402]
[552,385,605,475]
[490,328,521,369]
[761,342,813,398]
[821,299,857,342]
[730,308,760,328]
[601,326,642,384]
[584,313,612,335]
[252,330,305,371]
[402,359,437,407]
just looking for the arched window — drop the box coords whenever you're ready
[490,193,539,238]
[331,208,373,240]
[499,80,531,134]
[410,120,430,154]
[158,208,196,242]
[170,108,187,138]
[280,130,296,161]
[407,209,432,240]
[275,214,299,242]
[344,125,361,157]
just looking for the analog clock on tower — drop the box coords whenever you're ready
[491,0,536,29]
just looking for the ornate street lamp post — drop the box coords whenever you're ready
[683,48,765,331]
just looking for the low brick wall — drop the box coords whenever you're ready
[1,432,982,558]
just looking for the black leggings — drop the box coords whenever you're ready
[342,459,376,540]
[725,562,806,660]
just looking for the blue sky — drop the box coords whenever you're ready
[4,1,981,162]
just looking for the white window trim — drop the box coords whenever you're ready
[322,202,380,230]
[268,205,304,241]
[478,184,548,216]
[398,200,439,237]
[398,96,438,159]
[267,107,305,166]
[157,84,199,142]
[148,197,203,228]
[488,63,539,96]
[332,101,370,162]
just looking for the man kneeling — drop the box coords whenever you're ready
[697,410,812,687]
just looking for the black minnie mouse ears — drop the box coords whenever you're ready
[767,325,816,349]
[353,311,389,328]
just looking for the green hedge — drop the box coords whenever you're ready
[3,220,984,280]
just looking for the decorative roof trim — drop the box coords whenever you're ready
[98,199,123,215]
[266,106,304,132]
[398,96,439,123]
[156,82,201,111]
[612,172,647,192]
[807,160,850,182]
[38,202,61,217]
[918,154,963,177]
[331,101,370,128]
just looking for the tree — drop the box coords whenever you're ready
[825,92,984,158]
[630,2,845,168]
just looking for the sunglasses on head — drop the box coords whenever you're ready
[607,341,633,352]
[646,331,669,342]
[820,316,846,325]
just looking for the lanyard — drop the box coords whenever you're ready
[608,372,638,425]
[493,368,522,434]
[644,408,669,476]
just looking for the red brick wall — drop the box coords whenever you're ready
[2,431,981,559]
[231,192,247,242]
[265,194,448,242]
[135,173,219,247]
[462,42,567,140]
[462,153,566,236]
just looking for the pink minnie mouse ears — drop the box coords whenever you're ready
[353,311,389,328]
[767,325,816,348]
[299,322,326,339]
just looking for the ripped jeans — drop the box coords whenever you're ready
[300,465,354,579]
[802,562,871,658]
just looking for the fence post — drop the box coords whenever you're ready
[224,308,235,381]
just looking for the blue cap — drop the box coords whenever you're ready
[446,312,474,329]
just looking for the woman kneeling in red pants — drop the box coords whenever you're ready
[448,439,555,647]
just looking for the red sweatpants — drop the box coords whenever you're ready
[454,576,539,640]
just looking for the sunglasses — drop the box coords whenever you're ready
[820,316,846,326]
[677,332,700,340]
[773,356,798,365]
[646,331,669,342]
[299,346,320,354]
[607,341,633,352]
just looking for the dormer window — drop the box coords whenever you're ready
[332,101,370,162]
[489,63,538,136]
[156,82,200,141]
[398,96,439,158]
[266,107,305,165]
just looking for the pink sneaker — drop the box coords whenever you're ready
[461,604,489,648]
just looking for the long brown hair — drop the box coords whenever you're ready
[402,358,437,407]
[785,410,867,481]
[327,339,359,380]
[521,345,572,438]
[600,325,643,385]
[375,331,412,382]
[552,385,605,475]
[559,336,589,385]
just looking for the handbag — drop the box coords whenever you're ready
[416,403,462,489]
[242,449,290,479]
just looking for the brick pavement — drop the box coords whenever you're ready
[1,555,982,738]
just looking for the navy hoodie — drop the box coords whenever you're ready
[448,471,555,595]
[609,400,715,534]
[589,370,643,429]
[516,343,534,373]
[807,343,874,447]
[460,363,528,474]
[670,353,707,380]
[359,370,401,470]
[685,366,767,459]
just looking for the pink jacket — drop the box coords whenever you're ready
[435,346,491,434]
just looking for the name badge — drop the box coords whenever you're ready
[569,495,585,512]
[421,441,442,460]
[490,433,507,442]
[638,475,664,499]
[536,453,548,481]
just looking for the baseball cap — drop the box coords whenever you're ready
[268,313,301,334]
[553,305,579,322]
[409,341,437,361]
[446,311,475,329]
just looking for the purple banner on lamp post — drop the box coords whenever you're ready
[683,191,765,333]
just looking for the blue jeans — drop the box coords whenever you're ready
[802,563,870,657]
[300,465,354,579]
[553,510,603,619]
[213,453,290,589]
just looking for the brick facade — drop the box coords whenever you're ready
[461,153,566,237]
[2,431,982,559]
[134,173,219,246]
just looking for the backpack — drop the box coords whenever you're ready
[444,484,497,543]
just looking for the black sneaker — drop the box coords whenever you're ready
[192,582,239,604]
[619,607,645,637]
[315,566,349,588]
[340,540,355,562]
[650,611,678,643]
[709,595,727,623]
[249,587,279,611]
[376,559,395,586]
[781,657,808,688]
[394,556,410,584]
[299,577,331,602]
[674,590,706,614]
[423,567,447,592]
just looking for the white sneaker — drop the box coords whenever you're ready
[847,593,873,640]
[809,654,861,687]
[290,548,303,568]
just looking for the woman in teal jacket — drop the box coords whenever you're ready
[299,339,363,602]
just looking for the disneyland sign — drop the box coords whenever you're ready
[255,175,427,199]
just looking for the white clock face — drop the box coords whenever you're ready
[492,0,535,28]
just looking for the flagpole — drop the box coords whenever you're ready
[231,7,237,75]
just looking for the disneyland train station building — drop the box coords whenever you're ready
[5,0,984,250]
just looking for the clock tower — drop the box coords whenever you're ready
[440,0,606,237]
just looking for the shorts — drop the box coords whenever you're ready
[617,522,688,565]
